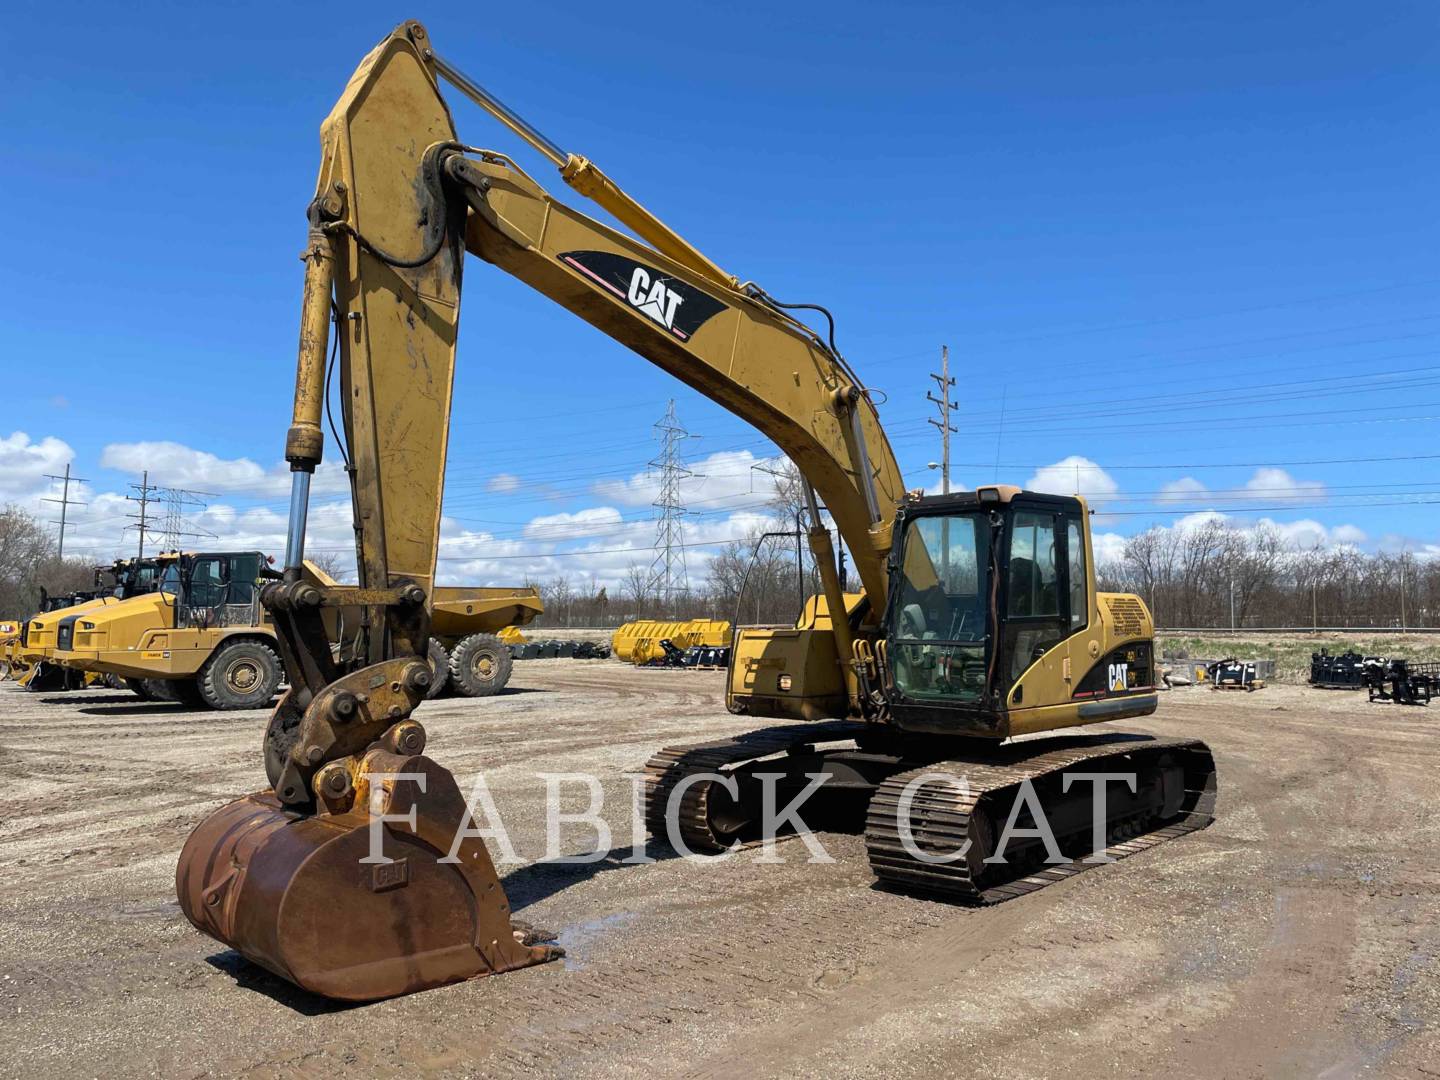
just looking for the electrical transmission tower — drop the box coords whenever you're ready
[160,486,218,551]
[126,471,217,556]
[648,399,693,598]
[43,464,88,561]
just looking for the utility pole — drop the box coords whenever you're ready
[43,464,88,562]
[127,470,157,559]
[1400,550,1408,631]
[926,345,957,495]
[648,400,693,601]
[1229,577,1235,630]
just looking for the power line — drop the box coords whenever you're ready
[42,464,88,562]
[125,471,157,559]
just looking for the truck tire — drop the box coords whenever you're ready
[171,679,209,708]
[426,639,451,699]
[448,633,513,697]
[124,677,155,700]
[200,639,283,710]
[141,678,176,701]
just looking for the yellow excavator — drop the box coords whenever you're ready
[177,22,1216,1002]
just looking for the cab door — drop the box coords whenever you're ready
[1001,509,1069,703]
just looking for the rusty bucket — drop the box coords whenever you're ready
[176,751,557,1001]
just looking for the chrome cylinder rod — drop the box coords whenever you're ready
[846,400,883,525]
[432,53,568,167]
[284,470,312,570]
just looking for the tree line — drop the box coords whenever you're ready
[0,504,109,618]
[1097,518,1437,629]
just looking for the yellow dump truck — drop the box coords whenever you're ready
[427,586,544,696]
[12,558,169,692]
[611,618,731,665]
[54,554,544,709]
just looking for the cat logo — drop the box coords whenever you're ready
[627,266,685,330]
[1107,662,1130,693]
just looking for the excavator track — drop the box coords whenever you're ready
[642,720,870,852]
[864,734,1217,903]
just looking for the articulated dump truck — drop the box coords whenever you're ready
[11,557,167,692]
[52,553,543,709]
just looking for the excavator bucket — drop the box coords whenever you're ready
[176,751,559,1001]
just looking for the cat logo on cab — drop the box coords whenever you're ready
[1107,662,1130,693]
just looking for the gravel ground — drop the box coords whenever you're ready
[1,663,1438,1078]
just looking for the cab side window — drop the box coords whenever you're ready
[1067,518,1088,632]
[187,557,226,608]
[1007,513,1060,617]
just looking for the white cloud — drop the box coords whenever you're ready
[1024,456,1119,506]
[1091,531,1127,564]
[1240,467,1324,503]
[1262,517,1325,549]
[523,507,625,542]
[487,473,521,494]
[1173,510,1230,534]
[0,431,73,498]
[99,440,349,497]
[594,449,782,511]
[1331,524,1368,546]
[1156,476,1207,504]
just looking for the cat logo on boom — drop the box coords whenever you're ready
[558,250,728,341]
[627,266,684,330]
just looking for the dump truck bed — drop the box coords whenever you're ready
[430,587,543,638]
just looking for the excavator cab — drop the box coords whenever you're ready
[883,485,1158,739]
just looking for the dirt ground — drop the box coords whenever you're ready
[2,663,1438,1078]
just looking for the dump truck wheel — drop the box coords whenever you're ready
[171,678,208,708]
[141,678,176,701]
[124,677,155,700]
[426,639,451,699]
[448,633,513,697]
[200,639,282,710]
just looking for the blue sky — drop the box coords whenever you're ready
[2,0,1437,585]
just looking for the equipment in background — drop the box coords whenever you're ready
[425,588,543,698]
[1367,658,1436,706]
[510,639,611,661]
[14,558,168,693]
[1310,650,1386,690]
[611,619,731,665]
[1207,658,1265,691]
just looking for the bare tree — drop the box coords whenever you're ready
[0,504,97,616]
[305,548,352,583]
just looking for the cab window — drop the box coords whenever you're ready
[1007,512,1059,617]
[1067,518,1087,632]
[159,564,181,597]
[187,557,226,608]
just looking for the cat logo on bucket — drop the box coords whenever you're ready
[1107,661,1130,693]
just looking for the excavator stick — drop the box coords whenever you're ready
[177,750,558,1001]
[175,25,561,1000]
